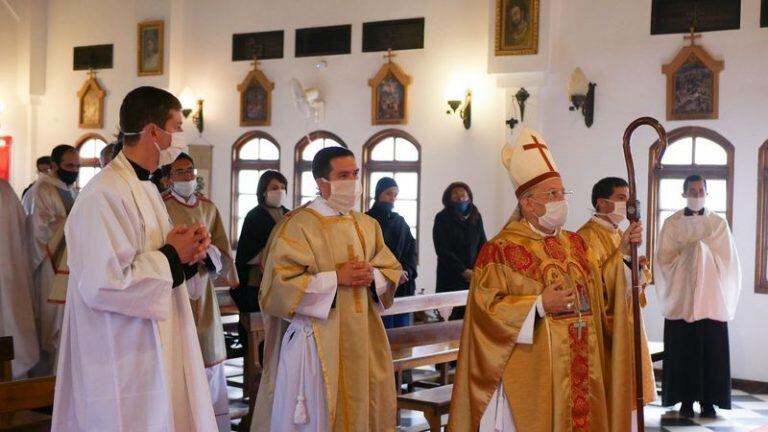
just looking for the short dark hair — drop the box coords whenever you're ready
[257,170,288,206]
[36,156,52,167]
[311,146,354,180]
[119,86,182,145]
[591,177,629,208]
[172,152,194,166]
[441,181,481,222]
[683,174,707,192]
[51,144,77,165]
[100,143,116,158]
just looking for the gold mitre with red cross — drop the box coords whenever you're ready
[501,127,561,198]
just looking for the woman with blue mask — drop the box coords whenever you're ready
[433,181,487,320]
[366,177,418,328]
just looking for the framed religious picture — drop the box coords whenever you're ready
[368,50,412,125]
[137,20,164,76]
[662,31,724,120]
[495,0,539,56]
[76,70,106,129]
[237,59,274,126]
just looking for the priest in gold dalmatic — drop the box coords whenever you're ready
[162,153,239,432]
[577,177,656,432]
[448,128,609,432]
[252,146,403,432]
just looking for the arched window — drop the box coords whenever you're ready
[755,141,768,294]
[231,131,280,242]
[362,129,421,239]
[646,126,734,259]
[293,131,347,207]
[75,133,108,188]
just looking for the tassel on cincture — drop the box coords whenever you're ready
[293,395,308,424]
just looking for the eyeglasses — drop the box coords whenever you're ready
[171,168,197,177]
[526,189,574,200]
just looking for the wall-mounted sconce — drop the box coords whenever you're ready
[568,68,596,128]
[446,89,472,130]
[505,87,530,130]
[179,86,204,135]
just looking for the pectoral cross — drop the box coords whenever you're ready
[565,273,585,339]
[522,135,555,172]
[347,244,363,313]
[684,27,701,47]
[384,48,396,64]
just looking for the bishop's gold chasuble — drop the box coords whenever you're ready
[448,220,609,432]
[578,219,656,432]
[254,207,402,432]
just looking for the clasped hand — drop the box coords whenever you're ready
[337,260,374,287]
[165,223,211,264]
[541,282,576,314]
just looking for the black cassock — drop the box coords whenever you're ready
[662,318,731,409]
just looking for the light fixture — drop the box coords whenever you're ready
[179,86,204,134]
[568,67,596,128]
[505,87,530,130]
[446,89,472,130]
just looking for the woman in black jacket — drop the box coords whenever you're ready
[231,170,290,312]
[432,181,487,320]
[366,177,418,328]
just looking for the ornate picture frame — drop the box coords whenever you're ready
[76,71,105,129]
[495,0,540,56]
[662,36,724,120]
[138,20,164,76]
[368,51,412,125]
[237,59,274,126]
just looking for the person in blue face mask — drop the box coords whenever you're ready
[432,181,487,320]
[366,177,418,328]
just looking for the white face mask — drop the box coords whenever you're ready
[155,130,189,166]
[538,200,568,231]
[597,200,627,225]
[686,196,706,212]
[322,178,362,213]
[172,179,197,198]
[265,189,287,208]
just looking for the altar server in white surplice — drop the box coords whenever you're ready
[655,174,741,419]
[52,86,218,432]
[0,179,40,379]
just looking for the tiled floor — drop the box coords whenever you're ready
[223,359,768,432]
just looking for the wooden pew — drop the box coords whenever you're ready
[0,337,56,432]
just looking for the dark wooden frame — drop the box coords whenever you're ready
[237,64,274,127]
[230,131,281,247]
[646,126,734,266]
[755,140,768,294]
[361,129,422,240]
[368,59,412,125]
[292,131,347,208]
[661,41,724,121]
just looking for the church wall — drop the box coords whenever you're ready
[529,0,768,383]
[18,0,509,302]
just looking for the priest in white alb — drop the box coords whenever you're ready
[654,174,741,419]
[252,146,403,432]
[52,86,218,431]
[0,179,40,379]
[21,144,79,374]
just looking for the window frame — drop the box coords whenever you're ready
[74,133,108,188]
[293,130,347,208]
[230,130,281,246]
[361,129,422,240]
[646,126,734,264]
[755,140,768,294]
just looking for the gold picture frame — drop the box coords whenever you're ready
[237,59,274,127]
[138,20,164,76]
[76,70,105,129]
[368,50,411,125]
[495,0,539,56]
[662,36,724,121]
